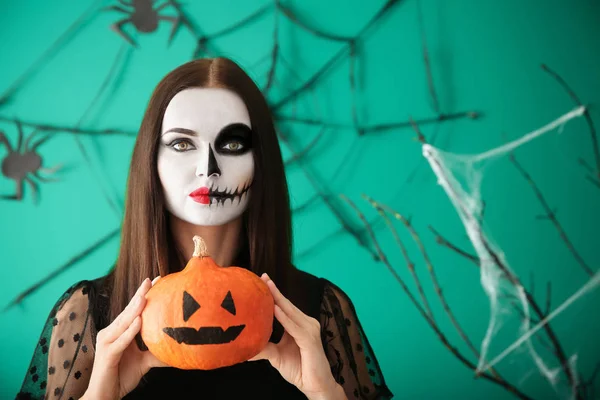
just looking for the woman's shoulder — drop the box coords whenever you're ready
[48,276,109,330]
[285,268,351,301]
[284,268,356,317]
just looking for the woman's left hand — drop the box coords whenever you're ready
[250,273,347,400]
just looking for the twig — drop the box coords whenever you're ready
[284,127,326,166]
[70,43,131,218]
[3,228,120,312]
[499,290,559,355]
[167,1,270,57]
[578,158,600,190]
[365,196,486,365]
[349,42,363,135]
[277,2,354,42]
[509,152,594,277]
[581,362,600,399]
[0,0,102,105]
[428,225,479,266]
[0,116,137,136]
[367,199,435,321]
[413,118,582,398]
[545,281,552,317]
[278,131,378,260]
[274,110,479,133]
[478,236,582,399]
[340,194,533,400]
[416,0,440,115]
[541,64,600,182]
[200,3,271,41]
[272,0,402,111]
[291,193,320,213]
[263,1,280,93]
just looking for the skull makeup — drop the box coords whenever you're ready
[157,87,254,226]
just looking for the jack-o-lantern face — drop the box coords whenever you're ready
[162,290,245,345]
[140,236,274,370]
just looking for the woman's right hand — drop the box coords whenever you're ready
[82,277,167,400]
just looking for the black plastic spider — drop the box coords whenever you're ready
[104,0,181,47]
[0,122,61,204]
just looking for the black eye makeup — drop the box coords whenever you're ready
[214,123,252,155]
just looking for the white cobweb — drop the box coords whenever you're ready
[422,105,600,399]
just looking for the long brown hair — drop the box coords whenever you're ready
[105,57,293,323]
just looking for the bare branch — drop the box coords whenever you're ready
[0,116,137,136]
[416,0,440,115]
[509,152,594,276]
[341,194,533,400]
[3,229,120,312]
[541,64,600,182]
[274,111,479,133]
[428,225,479,265]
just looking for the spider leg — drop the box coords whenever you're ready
[24,129,42,152]
[15,120,25,153]
[1,179,22,201]
[110,18,138,47]
[33,170,60,182]
[30,134,51,151]
[103,5,131,14]
[159,15,181,45]
[39,163,63,176]
[25,176,38,205]
[155,1,171,11]
[118,0,133,7]
[0,131,13,153]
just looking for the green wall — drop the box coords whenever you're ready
[1,0,599,399]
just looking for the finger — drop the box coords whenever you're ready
[263,275,311,328]
[112,315,142,354]
[145,352,168,369]
[101,279,150,343]
[249,342,279,366]
[151,276,161,286]
[272,304,305,341]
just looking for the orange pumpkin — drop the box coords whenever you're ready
[140,235,274,370]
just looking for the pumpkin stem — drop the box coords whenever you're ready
[193,235,209,258]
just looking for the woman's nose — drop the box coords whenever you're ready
[195,144,221,178]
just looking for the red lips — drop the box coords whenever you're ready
[189,187,210,204]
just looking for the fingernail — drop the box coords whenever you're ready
[264,273,270,280]
[151,276,161,285]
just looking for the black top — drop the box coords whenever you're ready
[16,268,393,400]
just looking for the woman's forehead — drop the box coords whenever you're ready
[161,87,252,139]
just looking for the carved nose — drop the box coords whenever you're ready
[196,144,221,178]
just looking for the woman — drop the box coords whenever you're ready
[16,57,392,400]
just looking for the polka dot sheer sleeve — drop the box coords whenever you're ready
[320,281,393,400]
[17,281,96,400]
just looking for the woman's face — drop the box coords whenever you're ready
[157,87,254,226]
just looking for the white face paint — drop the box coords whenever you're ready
[157,87,254,226]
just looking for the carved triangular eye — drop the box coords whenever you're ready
[221,291,236,315]
[183,291,200,322]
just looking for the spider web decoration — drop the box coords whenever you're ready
[423,106,599,399]
[341,74,600,398]
[0,0,478,308]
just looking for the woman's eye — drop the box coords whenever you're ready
[170,140,195,152]
[174,142,188,151]
[223,142,244,151]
